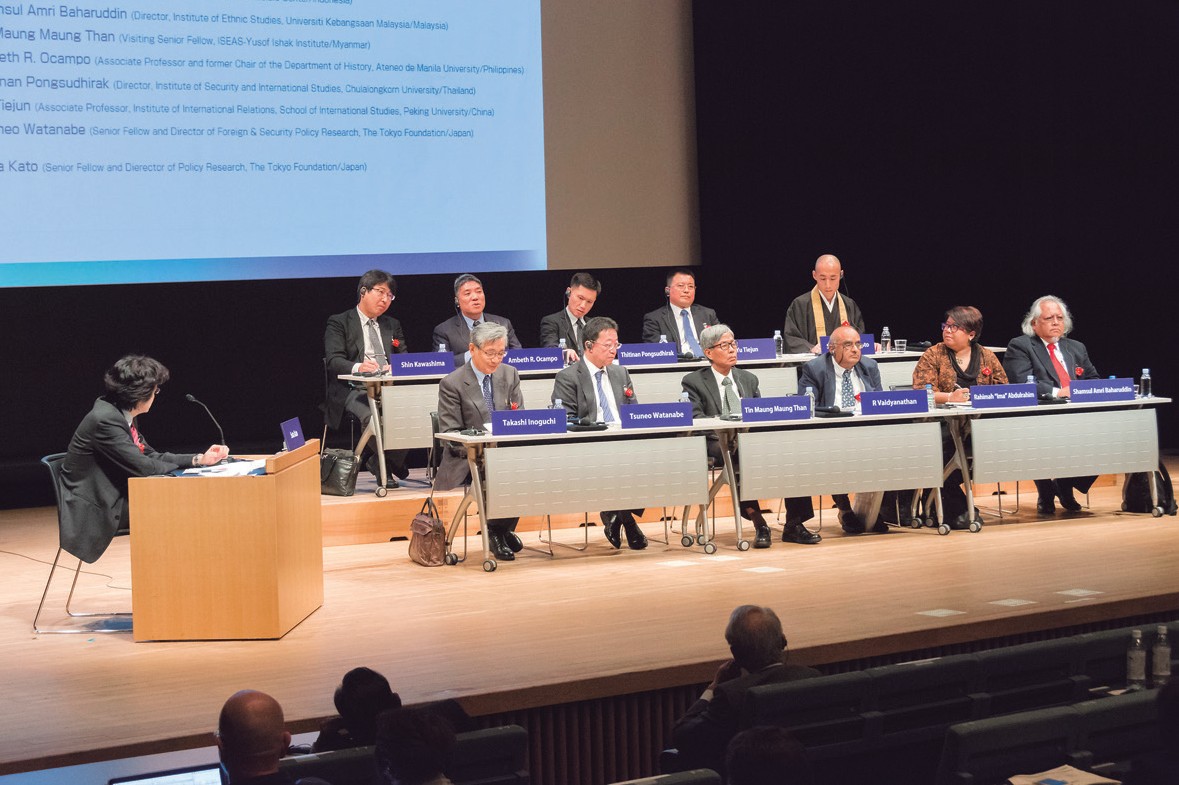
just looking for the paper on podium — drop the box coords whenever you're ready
[1005,764,1120,785]
[181,459,266,477]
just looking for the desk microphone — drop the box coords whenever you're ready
[185,393,226,446]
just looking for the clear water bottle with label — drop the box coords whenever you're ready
[1140,368,1152,398]
[804,385,815,417]
[1127,628,1147,690]
[438,342,447,353]
[773,330,784,357]
[1026,375,1036,386]
[558,338,572,364]
[659,334,669,344]
[925,383,935,409]
[880,326,892,353]
[1153,625,1171,687]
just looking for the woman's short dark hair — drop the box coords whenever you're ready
[104,355,169,411]
[945,305,984,341]
[334,667,401,746]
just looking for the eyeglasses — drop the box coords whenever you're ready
[369,288,395,301]
[670,283,696,291]
[589,341,622,351]
[708,340,739,352]
[941,322,963,333]
[834,341,861,350]
[153,386,162,395]
[478,349,507,360]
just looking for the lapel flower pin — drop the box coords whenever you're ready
[623,386,635,400]
[509,401,519,410]
[1074,366,1084,378]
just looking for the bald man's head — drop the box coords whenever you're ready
[812,255,843,300]
[217,690,291,780]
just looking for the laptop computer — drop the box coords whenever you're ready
[108,762,223,785]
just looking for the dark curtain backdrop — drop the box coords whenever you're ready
[2,0,1174,508]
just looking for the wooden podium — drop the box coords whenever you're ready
[128,440,324,642]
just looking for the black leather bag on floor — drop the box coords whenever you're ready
[320,448,359,497]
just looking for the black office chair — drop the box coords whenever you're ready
[33,453,132,634]
[321,357,359,451]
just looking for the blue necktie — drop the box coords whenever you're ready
[841,369,856,409]
[481,374,495,415]
[680,309,703,357]
[596,370,615,423]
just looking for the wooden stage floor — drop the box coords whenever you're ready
[1,477,1178,775]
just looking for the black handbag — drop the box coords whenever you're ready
[320,448,359,497]
[409,498,447,567]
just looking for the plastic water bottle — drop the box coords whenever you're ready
[659,334,669,344]
[1026,375,1036,385]
[804,385,815,417]
[558,338,573,364]
[1127,629,1147,690]
[1153,626,1171,687]
[552,397,562,410]
[1140,368,1152,398]
[880,326,892,353]
[773,329,784,357]
[925,383,935,409]
[438,342,447,352]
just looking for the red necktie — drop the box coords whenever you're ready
[130,424,145,453]
[1048,343,1070,393]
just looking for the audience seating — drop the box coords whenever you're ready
[934,705,1077,785]
[280,745,380,785]
[974,637,1090,716]
[1070,689,1160,777]
[609,770,722,785]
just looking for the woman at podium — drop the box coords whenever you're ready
[59,354,229,563]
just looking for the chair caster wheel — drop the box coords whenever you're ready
[1152,507,1164,518]
[737,540,751,552]
[938,524,950,536]
[681,535,694,548]
[482,559,496,572]
[444,553,459,566]
[696,534,706,545]
[375,486,388,498]
[908,517,923,529]
[969,521,982,533]
[703,542,718,554]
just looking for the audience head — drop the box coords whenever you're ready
[216,690,290,782]
[828,325,862,370]
[469,321,508,374]
[333,667,402,746]
[582,316,621,367]
[725,605,788,672]
[357,270,398,319]
[726,726,815,785]
[566,272,601,321]
[453,273,486,318]
[375,707,456,785]
[941,306,983,348]
[104,354,169,414]
[665,269,698,309]
[701,324,739,374]
[812,254,843,300]
[1021,295,1073,342]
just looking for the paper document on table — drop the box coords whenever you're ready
[181,459,266,477]
[1005,764,1119,785]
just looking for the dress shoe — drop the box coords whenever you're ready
[622,515,648,550]
[1036,497,1056,516]
[782,522,822,545]
[601,512,622,549]
[839,510,866,535]
[753,524,772,549]
[365,455,400,488]
[1055,481,1082,512]
[502,530,524,553]
[488,532,515,561]
[870,518,891,534]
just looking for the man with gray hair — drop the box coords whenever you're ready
[672,605,820,776]
[432,273,521,367]
[1003,295,1100,514]
[435,321,525,561]
[681,324,810,548]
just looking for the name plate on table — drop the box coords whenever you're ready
[617,342,680,366]
[620,402,693,429]
[819,333,876,354]
[491,409,566,435]
[389,351,454,376]
[736,338,777,361]
[742,395,811,422]
[504,348,563,371]
[860,388,927,415]
[970,383,1037,409]
[1069,378,1135,403]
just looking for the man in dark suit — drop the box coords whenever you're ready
[551,316,648,550]
[1003,295,1100,514]
[785,325,892,535]
[431,273,522,367]
[681,324,814,547]
[324,270,410,487]
[539,271,601,364]
[217,690,331,785]
[672,605,820,776]
[782,254,866,354]
[61,355,228,563]
[434,321,525,561]
[640,268,720,355]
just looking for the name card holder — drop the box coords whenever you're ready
[860,388,927,415]
[491,409,566,435]
[969,382,1037,409]
[504,348,564,371]
[1068,378,1136,403]
[617,343,680,366]
[819,333,876,355]
[619,402,693,429]
[389,351,455,376]
[741,395,811,422]
[736,338,777,361]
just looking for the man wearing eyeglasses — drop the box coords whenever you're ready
[432,273,522,367]
[782,254,866,354]
[784,325,892,535]
[681,325,813,548]
[551,316,648,550]
[641,269,720,357]
[325,269,410,488]
[1002,295,1100,514]
[435,321,525,561]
